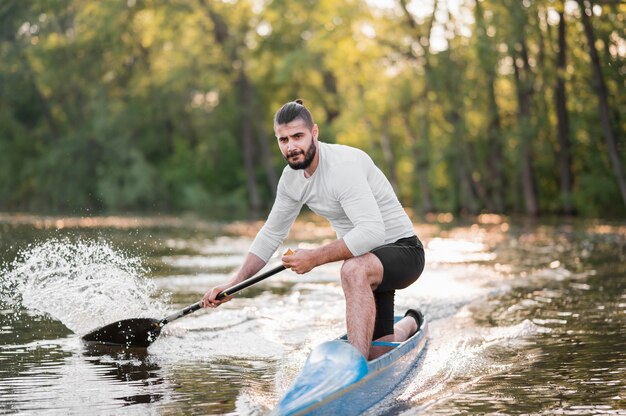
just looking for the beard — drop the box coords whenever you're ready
[285,140,317,170]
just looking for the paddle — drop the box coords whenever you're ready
[81,263,287,348]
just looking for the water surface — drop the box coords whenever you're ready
[0,214,624,415]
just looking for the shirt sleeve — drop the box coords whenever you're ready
[334,163,386,256]
[249,176,302,262]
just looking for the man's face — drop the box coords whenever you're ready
[275,119,318,170]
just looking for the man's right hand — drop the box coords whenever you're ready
[202,252,268,308]
[202,283,234,308]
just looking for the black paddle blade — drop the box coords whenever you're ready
[81,318,162,348]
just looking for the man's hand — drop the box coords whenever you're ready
[202,252,266,308]
[282,249,318,274]
[202,283,234,308]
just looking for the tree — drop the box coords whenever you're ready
[577,0,626,208]
[509,2,539,216]
[396,0,438,213]
[474,0,505,213]
[554,6,574,215]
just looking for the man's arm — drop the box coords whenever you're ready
[248,175,302,262]
[202,252,266,307]
[334,160,386,256]
[229,252,267,285]
[204,174,300,308]
[282,239,352,274]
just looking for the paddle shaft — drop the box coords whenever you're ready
[159,264,287,325]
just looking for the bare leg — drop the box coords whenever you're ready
[392,315,418,342]
[340,254,383,358]
[369,316,418,360]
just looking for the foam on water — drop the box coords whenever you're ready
[395,320,542,411]
[0,239,168,335]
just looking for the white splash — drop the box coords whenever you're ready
[0,239,167,335]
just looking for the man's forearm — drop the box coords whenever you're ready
[282,239,354,274]
[231,252,266,284]
[312,239,354,267]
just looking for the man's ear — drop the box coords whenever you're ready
[312,124,319,140]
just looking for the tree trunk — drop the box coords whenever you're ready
[322,71,340,124]
[403,114,433,213]
[446,110,479,214]
[254,121,279,199]
[238,72,262,216]
[485,78,505,213]
[475,0,505,213]
[555,10,574,215]
[513,43,539,216]
[578,0,626,208]
[465,140,490,211]
[398,0,438,212]
[202,0,263,214]
[379,121,399,193]
[20,53,59,141]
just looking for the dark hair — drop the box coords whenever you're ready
[274,99,314,129]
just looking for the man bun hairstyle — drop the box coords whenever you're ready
[274,99,314,130]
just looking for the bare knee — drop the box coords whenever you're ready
[340,258,364,289]
[340,255,383,290]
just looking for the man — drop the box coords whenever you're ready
[203,99,425,359]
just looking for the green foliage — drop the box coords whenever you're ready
[0,0,623,218]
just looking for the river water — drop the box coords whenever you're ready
[0,213,624,415]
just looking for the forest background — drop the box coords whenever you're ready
[0,0,624,219]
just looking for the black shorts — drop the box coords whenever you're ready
[370,235,425,339]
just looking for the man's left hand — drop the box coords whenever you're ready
[282,249,317,274]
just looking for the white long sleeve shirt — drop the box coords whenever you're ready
[249,141,415,262]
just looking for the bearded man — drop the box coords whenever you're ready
[203,99,425,359]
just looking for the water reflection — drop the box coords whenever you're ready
[0,289,168,412]
[154,358,279,415]
[82,345,165,405]
[429,272,626,414]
